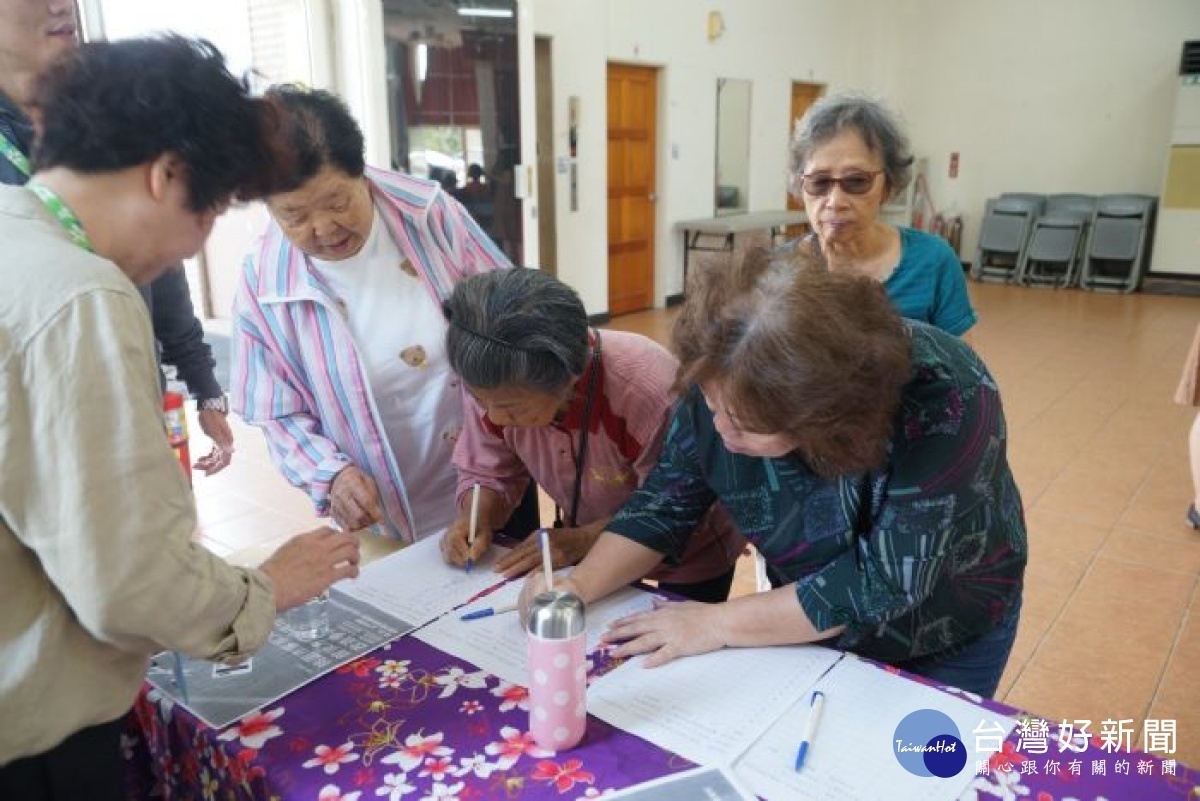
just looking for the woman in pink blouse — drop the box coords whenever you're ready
[439,269,744,602]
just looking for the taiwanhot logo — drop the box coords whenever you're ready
[892,709,968,778]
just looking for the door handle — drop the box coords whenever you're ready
[648,192,658,202]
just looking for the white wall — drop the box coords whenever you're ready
[532,0,1200,314]
[887,0,1200,259]
[532,0,887,314]
[527,0,610,309]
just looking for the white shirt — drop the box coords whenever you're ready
[312,209,459,536]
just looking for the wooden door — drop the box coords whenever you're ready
[786,82,823,238]
[535,37,557,276]
[607,63,658,316]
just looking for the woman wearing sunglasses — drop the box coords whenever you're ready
[788,94,977,339]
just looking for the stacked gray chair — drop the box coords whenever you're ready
[998,192,1049,206]
[973,195,1045,283]
[1079,194,1157,293]
[1018,194,1097,288]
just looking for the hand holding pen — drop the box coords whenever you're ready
[466,482,481,574]
[491,519,606,579]
[439,482,500,569]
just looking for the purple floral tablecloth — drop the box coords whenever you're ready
[126,641,1199,801]
[126,636,690,801]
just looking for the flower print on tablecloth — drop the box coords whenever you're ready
[320,784,363,801]
[492,682,530,712]
[433,666,488,698]
[304,741,361,775]
[130,638,690,800]
[453,753,500,780]
[381,731,453,773]
[575,789,614,800]
[961,767,1031,801]
[422,780,466,799]
[530,759,596,794]
[376,660,412,689]
[418,756,455,782]
[217,706,286,749]
[338,656,383,679]
[484,725,555,771]
[377,772,415,800]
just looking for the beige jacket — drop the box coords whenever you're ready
[0,185,275,765]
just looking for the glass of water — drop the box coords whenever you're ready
[286,591,330,641]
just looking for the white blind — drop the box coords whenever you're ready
[247,0,314,89]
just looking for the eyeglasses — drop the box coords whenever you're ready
[799,170,884,197]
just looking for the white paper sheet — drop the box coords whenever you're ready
[413,581,660,685]
[586,644,844,767]
[733,655,1017,801]
[333,533,508,628]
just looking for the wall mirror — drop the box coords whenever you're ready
[715,78,751,216]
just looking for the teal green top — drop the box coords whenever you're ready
[778,227,977,336]
[885,227,976,336]
[608,322,1026,663]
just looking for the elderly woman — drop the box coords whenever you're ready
[231,86,517,542]
[440,269,744,601]
[788,93,976,338]
[523,250,1026,698]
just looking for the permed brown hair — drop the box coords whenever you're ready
[672,247,912,478]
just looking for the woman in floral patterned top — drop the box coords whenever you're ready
[522,249,1026,697]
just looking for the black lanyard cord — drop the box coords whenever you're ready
[555,329,603,528]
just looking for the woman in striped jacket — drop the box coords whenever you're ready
[231,86,512,543]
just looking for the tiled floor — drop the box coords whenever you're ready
[190,281,1200,766]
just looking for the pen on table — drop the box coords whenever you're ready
[794,690,825,772]
[172,651,189,703]
[465,482,481,574]
[459,601,520,621]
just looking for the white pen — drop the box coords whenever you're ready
[465,482,481,574]
[794,690,825,771]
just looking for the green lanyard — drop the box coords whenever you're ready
[0,130,31,177]
[27,181,92,252]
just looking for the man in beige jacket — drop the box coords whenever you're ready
[0,35,360,801]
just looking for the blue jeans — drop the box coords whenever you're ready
[894,594,1023,698]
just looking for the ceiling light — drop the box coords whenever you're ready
[458,7,512,18]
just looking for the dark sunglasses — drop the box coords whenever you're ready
[800,169,883,197]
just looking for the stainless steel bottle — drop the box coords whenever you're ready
[526,590,587,750]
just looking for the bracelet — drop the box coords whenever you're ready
[197,395,229,414]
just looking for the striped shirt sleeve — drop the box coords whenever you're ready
[229,256,350,513]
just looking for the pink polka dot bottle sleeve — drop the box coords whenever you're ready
[526,591,587,751]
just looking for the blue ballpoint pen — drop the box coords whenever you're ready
[794,690,825,771]
[459,601,519,621]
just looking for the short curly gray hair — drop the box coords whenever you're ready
[444,268,589,394]
[788,93,914,202]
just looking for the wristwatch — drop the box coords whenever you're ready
[197,395,229,415]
